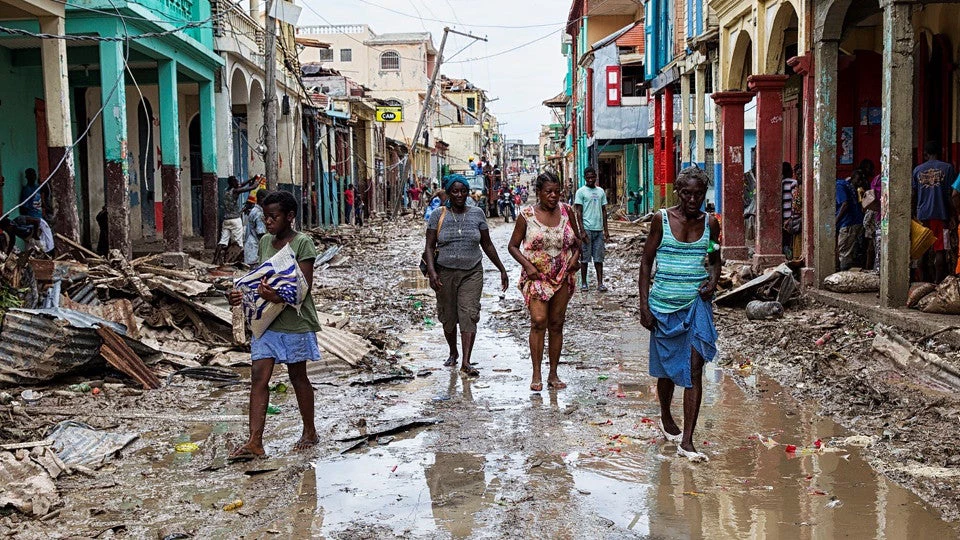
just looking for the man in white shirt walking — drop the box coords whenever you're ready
[575,167,610,292]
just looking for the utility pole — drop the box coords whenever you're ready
[263,0,279,189]
[394,27,487,215]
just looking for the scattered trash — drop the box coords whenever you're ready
[825,497,843,509]
[745,300,784,321]
[46,420,139,468]
[68,383,92,393]
[174,442,200,453]
[815,332,833,347]
[842,435,876,448]
[222,499,243,511]
[20,389,42,406]
[270,382,288,393]
[597,374,609,381]
[266,404,281,415]
[0,446,66,517]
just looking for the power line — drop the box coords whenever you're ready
[345,0,563,29]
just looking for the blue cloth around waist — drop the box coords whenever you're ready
[648,296,717,388]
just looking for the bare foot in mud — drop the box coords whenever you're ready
[229,442,266,461]
[530,380,543,392]
[293,432,319,451]
[547,377,567,390]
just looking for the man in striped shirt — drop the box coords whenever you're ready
[781,162,798,258]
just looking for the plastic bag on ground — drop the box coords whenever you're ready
[822,271,880,293]
[233,244,309,338]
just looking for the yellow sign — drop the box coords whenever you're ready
[376,106,403,122]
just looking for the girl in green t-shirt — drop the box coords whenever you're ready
[228,190,320,460]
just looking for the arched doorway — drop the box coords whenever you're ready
[231,68,250,183]
[137,100,156,235]
[188,115,203,236]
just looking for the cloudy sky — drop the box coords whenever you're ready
[299,0,569,144]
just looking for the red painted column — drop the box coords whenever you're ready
[788,54,816,285]
[654,93,663,203]
[748,74,790,268]
[664,84,676,195]
[711,91,754,261]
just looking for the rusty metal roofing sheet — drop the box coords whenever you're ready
[0,308,156,386]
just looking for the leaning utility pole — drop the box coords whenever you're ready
[393,27,487,215]
[263,0,279,189]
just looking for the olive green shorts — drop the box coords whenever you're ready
[435,264,483,334]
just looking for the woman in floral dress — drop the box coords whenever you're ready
[508,172,582,391]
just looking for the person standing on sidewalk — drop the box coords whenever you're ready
[575,167,609,292]
[639,167,720,463]
[344,184,355,225]
[508,172,581,391]
[423,174,509,377]
[216,175,259,264]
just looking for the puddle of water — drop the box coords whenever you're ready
[563,323,960,538]
[314,431,495,538]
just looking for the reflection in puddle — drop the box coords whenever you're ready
[314,432,493,538]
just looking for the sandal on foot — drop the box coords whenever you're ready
[676,447,709,463]
[530,382,543,392]
[547,380,567,390]
[580,283,589,292]
[459,367,480,378]
[658,418,683,443]
[597,284,608,292]
[443,357,457,367]
[228,448,267,462]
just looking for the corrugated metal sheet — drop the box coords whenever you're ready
[314,326,373,368]
[0,308,156,386]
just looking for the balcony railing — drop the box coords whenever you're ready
[298,24,365,36]
[212,0,264,54]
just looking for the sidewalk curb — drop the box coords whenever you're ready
[806,289,960,348]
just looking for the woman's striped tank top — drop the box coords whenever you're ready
[648,209,710,314]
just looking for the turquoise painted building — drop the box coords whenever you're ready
[1,0,223,255]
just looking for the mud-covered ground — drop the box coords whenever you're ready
[3,208,960,538]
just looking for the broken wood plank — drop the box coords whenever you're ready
[232,305,246,345]
[108,249,154,301]
[0,440,53,451]
[349,374,415,387]
[55,233,104,262]
[96,326,161,389]
[26,408,246,422]
[334,418,441,443]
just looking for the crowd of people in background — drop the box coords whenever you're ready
[829,140,960,285]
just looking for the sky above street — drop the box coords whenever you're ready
[299,0,569,144]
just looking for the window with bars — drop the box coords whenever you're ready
[340,49,352,62]
[319,48,333,62]
[380,51,400,71]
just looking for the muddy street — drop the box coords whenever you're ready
[2,216,958,539]
[304,220,957,538]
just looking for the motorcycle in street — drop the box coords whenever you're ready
[499,191,515,223]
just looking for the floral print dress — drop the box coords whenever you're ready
[519,204,578,305]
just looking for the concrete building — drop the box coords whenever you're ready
[1,0,223,258]
[296,24,439,181]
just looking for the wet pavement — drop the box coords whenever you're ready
[306,220,958,538]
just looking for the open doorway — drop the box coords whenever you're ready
[598,154,621,206]
[188,115,203,236]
